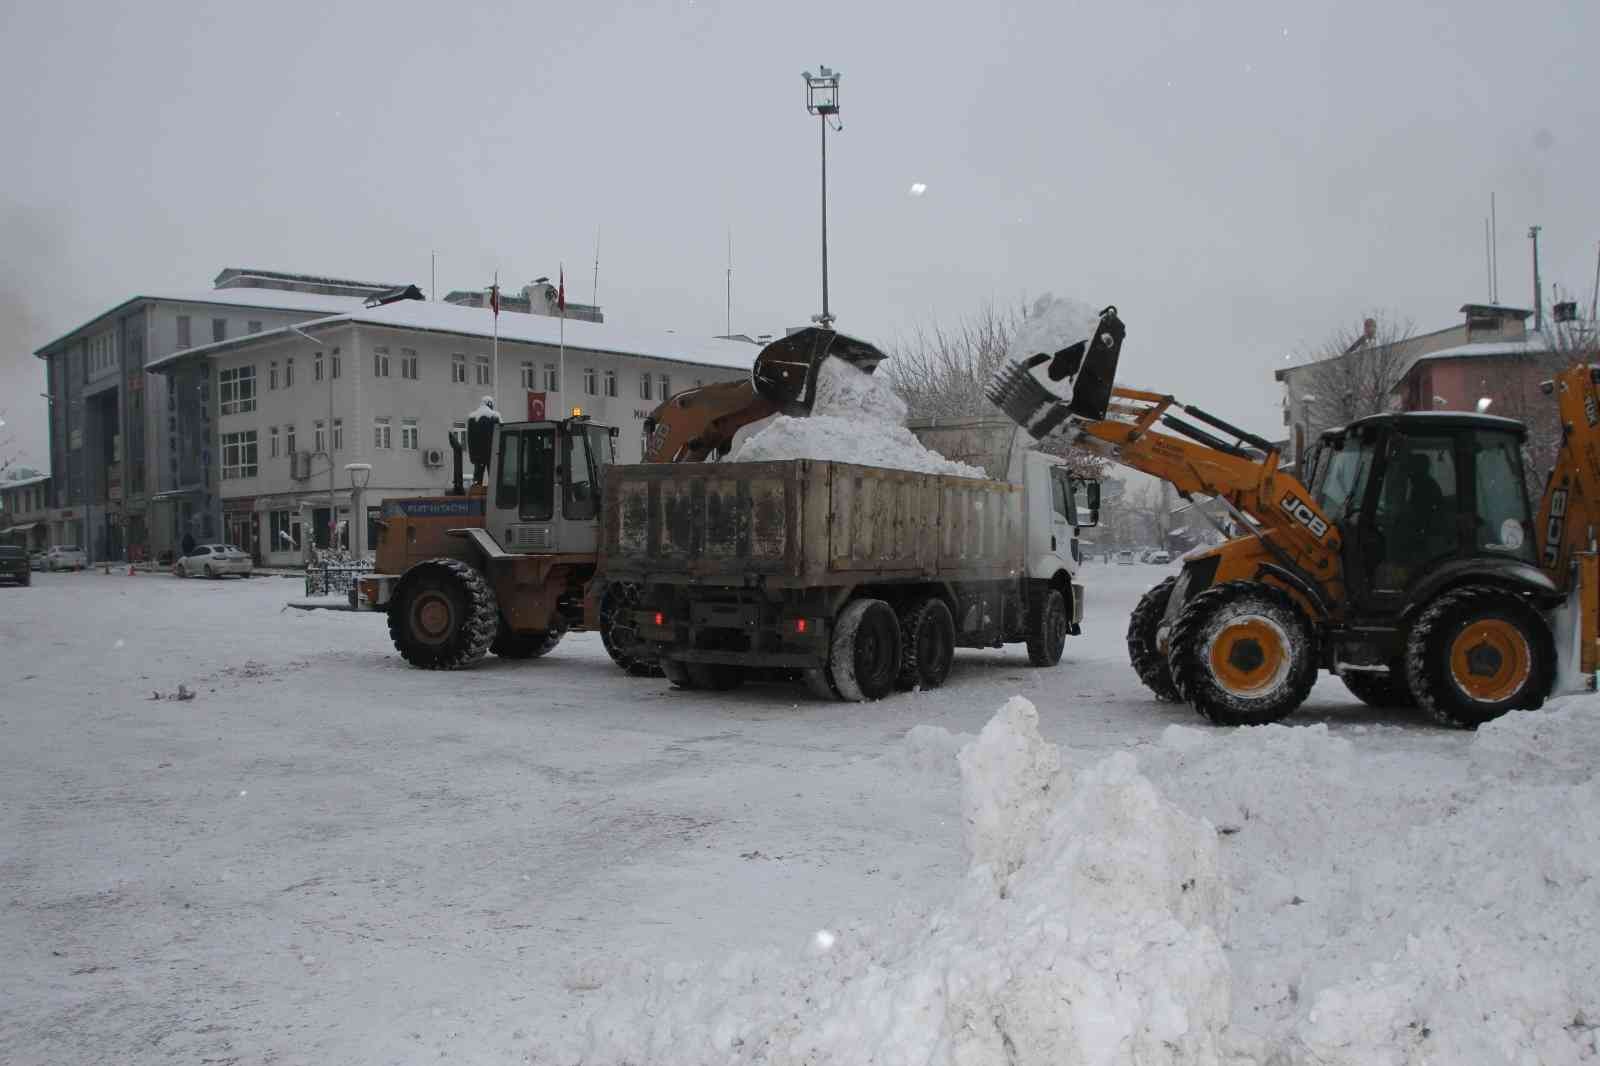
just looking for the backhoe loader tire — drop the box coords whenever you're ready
[1127,576,1181,701]
[897,596,956,690]
[491,625,564,660]
[1339,667,1415,709]
[599,581,664,678]
[1169,581,1316,726]
[389,558,499,670]
[661,659,697,689]
[1025,585,1068,667]
[828,598,902,702]
[687,662,746,691]
[1405,585,1554,729]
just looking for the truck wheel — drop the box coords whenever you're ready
[1168,581,1316,726]
[661,659,697,689]
[1340,667,1415,709]
[829,598,902,701]
[599,582,663,677]
[1405,586,1554,728]
[897,596,955,690]
[687,663,745,691]
[1025,584,1068,667]
[491,625,564,660]
[1127,576,1180,701]
[388,558,499,669]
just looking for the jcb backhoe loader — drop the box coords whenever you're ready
[356,327,887,672]
[987,307,1597,727]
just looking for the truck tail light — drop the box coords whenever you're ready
[794,618,808,634]
[654,612,665,626]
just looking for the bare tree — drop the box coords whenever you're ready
[884,301,1108,478]
[0,409,20,480]
[1296,313,1417,432]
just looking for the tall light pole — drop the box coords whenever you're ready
[289,325,337,551]
[345,462,372,558]
[803,66,841,329]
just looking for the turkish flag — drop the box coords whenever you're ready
[558,268,565,313]
[490,283,500,317]
[527,391,547,421]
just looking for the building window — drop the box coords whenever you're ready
[331,347,341,379]
[374,416,392,449]
[401,418,418,450]
[314,420,326,454]
[374,347,390,378]
[584,367,597,396]
[452,353,466,383]
[332,418,343,451]
[521,360,536,389]
[285,357,294,387]
[285,424,296,454]
[176,316,191,349]
[603,369,617,398]
[248,321,262,335]
[269,510,293,549]
[658,373,670,399]
[314,351,324,382]
[218,365,257,415]
[269,361,278,390]
[221,430,258,479]
[212,319,227,344]
[269,425,280,458]
[640,374,652,400]
[474,354,491,386]
[544,363,558,391]
[401,348,418,380]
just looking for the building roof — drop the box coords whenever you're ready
[148,299,771,374]
[1460,303,1532,320]
[1401,336,1550,369]
[33,289,374,357]
[214,268,404,294]
[0,473,51,491]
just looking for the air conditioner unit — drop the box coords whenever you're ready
[422,447,445,467]
[292,451,312,480]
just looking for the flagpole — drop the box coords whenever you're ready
[558,262,566,414]
[492,271,499,409]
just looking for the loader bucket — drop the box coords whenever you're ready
[751,326,890,415]
[984,306,1125,440]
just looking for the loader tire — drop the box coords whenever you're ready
[1339,667,1415,709]
[1168,580,1316,726]
[686,663,746,691]
[897,596,956,690]
[389,558,499,670]
[491,624,564,660]
[1405,585,1554,729]
[827,598,902,702]
[1025,585,1069,667]
[599,581,663,678]
[1127,576,1181,701]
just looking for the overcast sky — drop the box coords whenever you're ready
[3,0,1596,471]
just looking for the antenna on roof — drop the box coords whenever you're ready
[592,228,601,311]
[726,228,733,337]
[1491,192,1500,304]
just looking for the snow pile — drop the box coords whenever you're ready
[580,697,1232,1065]
[726,356,985,478]
[1006,294,1104,366]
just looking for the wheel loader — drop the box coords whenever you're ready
[986,307,1599,727]
[355,327,888,672]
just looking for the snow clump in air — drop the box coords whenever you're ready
[726,356,986,478]
[1006,294,1104,367]
[580,696,1233,1065]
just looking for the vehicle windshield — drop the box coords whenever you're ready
[1310,434,1374,526]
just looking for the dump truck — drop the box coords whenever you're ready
[599,417,1100,700]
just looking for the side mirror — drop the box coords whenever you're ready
[1067,479,1101,527]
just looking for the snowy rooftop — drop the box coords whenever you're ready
[0,473,51,492]
[1403,336,1551,365]
[34,288,373,356]
[149,298,771,373]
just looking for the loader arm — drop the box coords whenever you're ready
[1534,363,1600,674]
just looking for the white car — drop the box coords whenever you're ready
[44,546,87,571]
[1116,550,1136,566]
[1148,550,1171,564]
[176,544,253,579]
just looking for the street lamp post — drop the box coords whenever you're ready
[288,325,337,552]
[345,463,373,558]
[802,66,841,329]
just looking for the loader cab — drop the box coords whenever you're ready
[1309,413,1539,617]
[489,417,618,555]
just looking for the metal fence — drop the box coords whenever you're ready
[305,554,374,598]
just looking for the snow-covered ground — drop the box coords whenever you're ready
[3,566,1596,1064]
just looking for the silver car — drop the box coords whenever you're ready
[176,543,254,579]
[45,545,87,571]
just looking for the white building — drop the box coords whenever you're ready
[149,299,759,566]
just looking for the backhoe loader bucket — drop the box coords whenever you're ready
[751,326,890,415]
[984,306,1125,440]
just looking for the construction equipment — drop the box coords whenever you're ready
[356,328,888,671]
[987,306,1595,728]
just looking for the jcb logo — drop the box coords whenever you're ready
[1543,488,1568,567]
[1280,492,1329,539]
[1586,396,1598,428]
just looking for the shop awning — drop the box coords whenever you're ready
[8,522,38,533]
[149,488,204,501]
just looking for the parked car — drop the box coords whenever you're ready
[1148,550,1171,564]
[29,551,48,571]
[1116,550,1136,565]
[175,544,253,579]
[0,545,30,586]
[44,545,87,571]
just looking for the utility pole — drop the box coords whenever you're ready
[1529,225,1544,332]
